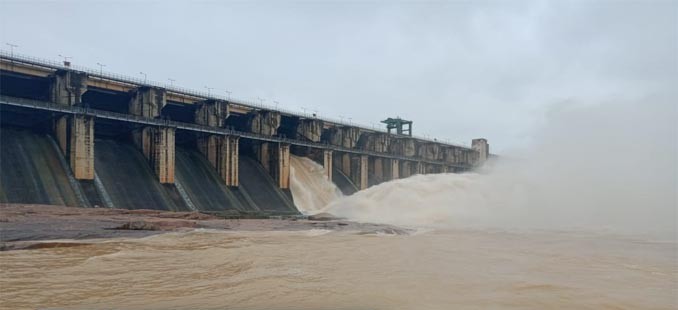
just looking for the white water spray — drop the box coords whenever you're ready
[289,155,343,214]
[325,98,676,238]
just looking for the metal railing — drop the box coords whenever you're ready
[0,49,471,149]
[0,95,474,168]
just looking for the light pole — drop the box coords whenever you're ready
[139,72,147,83]
[205,86,215,96]
[96,62,106,75]
[348,117,353,125]
[168,78,175,87]
[273,100,279,109]
[5,43,17,57]
[257,97,265,106]
[225,90,232,100]
[301,107,308,114]
[58,54,72,67]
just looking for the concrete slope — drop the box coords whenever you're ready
[0,128,83,206]
[175,147,251,213]
[332,167,358,196]
[93,139,189,211]
[238,156,297,214]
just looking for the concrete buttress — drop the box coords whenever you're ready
[129,87,175,183]
[390,159,400,180]
[296,118,323,142]
[349,154,368,190]
[472,138,489,165]
[49,70,88,106]
[129,86,166,118]
[359,155,368,190]
[274,143,291,189]
[416,161,426,175]
[53,115,95,180]
[194,99,238,186]
[323,150,333,180]
[197,135,239,186]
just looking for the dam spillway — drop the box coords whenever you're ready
[0,51,490,215]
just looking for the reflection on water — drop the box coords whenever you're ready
[1,229,675,309]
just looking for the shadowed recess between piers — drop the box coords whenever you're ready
[174,146,249,213]
[91,138,188,211]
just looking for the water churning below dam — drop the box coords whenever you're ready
[289,154,343,214]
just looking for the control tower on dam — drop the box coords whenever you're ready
[0,51,490,215]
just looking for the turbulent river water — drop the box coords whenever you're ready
[1,228,675,309]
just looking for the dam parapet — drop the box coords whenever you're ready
[0,51,489,214]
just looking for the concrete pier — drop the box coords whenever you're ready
[197,135,239,186]
[50,70,88,106]
[369,157,384,184]
[355,155,368,190]
[194,99,238,186]
[416,161,426,175]
[323,150,333,180]
[129,86,166,118]
[53,115,95,180]
[358,132,390,153]
[329,126,362,149]
[274,143,291,189]
[296,118,323,142]
[195,99,229,127]
[472,138,489,165]
[129,87,175,183]
[386,159,399,180]
[248,111,291,188]
[133,127,175,183]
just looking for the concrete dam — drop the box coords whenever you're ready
[0,52,489,215]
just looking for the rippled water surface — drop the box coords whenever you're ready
[1,229,675,310]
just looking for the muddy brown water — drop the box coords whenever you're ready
[1,229,675,310]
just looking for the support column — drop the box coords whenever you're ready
[441,165,449,173]
[70,115,95,180]
[359,155,368,190]
[128,87,174,183]
[373,157,384,183]
[472,138,490,165]
[226,136,239,186]
[151,127,175,184]
[350,155,368,190]
[390,159,399,180]
[274,143,291,189]
[50,70,88,106]
[255,142,272,173]
[132,126,175,183]
[400,161,411,178]
[323,150,333,180]
[197,135,239,186]
[341,152,351,177]
[53,115,95,180]
[416,161,426,175]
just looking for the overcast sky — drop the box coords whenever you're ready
[1,1,676,152]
